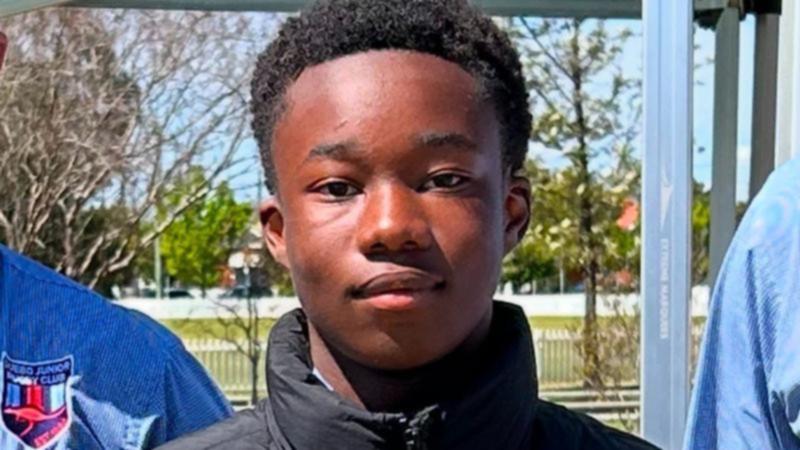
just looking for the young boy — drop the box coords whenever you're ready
[160,1,658,448]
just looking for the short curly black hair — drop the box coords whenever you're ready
[251,0,531,193]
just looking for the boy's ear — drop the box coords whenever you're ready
[503,174,531,255]
[259,198,289,269]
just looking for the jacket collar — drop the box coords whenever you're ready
[264,301,538,450]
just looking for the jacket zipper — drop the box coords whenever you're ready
[401,405,442,450]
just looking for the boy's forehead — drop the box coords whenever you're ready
[272,50,494,162]
[268,49,504,195]
[282,50,481,112]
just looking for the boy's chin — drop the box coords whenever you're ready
[308,297,493,371]
[340,332,466,372]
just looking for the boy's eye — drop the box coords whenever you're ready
[423,173,467,190]
[317,181,359,198]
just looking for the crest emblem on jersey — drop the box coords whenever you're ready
[1,354,73,449]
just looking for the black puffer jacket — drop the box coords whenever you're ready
[158,302,659,450]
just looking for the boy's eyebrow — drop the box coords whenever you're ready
[414,131,477,151]
[303,131,477,164]
[305,140,360,163]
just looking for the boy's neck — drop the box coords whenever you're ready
[308,309,493,413]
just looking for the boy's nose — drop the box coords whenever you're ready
[356,184,433,255]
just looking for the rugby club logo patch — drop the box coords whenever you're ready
[2,354,73,449]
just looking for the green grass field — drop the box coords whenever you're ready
[162,318,278,340]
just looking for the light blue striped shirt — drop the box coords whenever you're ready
[685,157,800,449]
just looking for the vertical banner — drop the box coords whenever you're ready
[641,0,692,448]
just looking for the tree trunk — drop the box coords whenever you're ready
[250,353,259,406]
[578,148,601,388]
[571,19,602,389]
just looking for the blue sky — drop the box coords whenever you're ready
[232,16,758,203]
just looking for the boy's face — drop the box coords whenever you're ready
[262,50,530,370]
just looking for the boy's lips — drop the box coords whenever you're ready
[352,270,446,311]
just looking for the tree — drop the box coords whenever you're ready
[508,18,641,385]
[0,10,270,289]
[159,169,252,297]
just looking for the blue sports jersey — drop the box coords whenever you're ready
[0,246,232,449]
[685,157,800,449]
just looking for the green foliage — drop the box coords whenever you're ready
[507,157,641,293]
[501,236,557,293]
[692,182,711,285]
[159,168,252,296]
